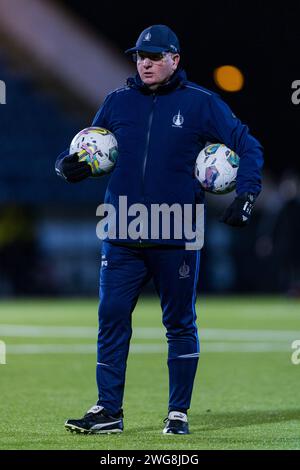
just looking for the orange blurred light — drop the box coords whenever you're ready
[214,65,244,92]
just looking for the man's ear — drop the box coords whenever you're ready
[172,54,180,70]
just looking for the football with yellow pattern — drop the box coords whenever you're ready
[69,127,118,176]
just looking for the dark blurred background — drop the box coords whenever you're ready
[0,0,299,297]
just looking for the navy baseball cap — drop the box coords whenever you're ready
[125,25,180,54]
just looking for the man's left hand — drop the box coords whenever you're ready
[220,192,257,227]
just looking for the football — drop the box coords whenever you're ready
[69,127,118,177]
[195,143,240,194]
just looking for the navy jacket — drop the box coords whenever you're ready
[56,69,263,244]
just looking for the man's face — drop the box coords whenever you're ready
[136,51,180,89]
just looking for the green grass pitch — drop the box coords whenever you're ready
[0,296,300,450]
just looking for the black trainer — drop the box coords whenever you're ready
[163,411,189,435]
[65,405,123,434]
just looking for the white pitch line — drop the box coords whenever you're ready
[0,325,96,338]
[200,329,300,342]
[5,342,292,355]
[7,344,96,354]
[202,342,290,352]
[1,325,300,342]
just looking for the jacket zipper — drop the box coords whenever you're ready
[139,93,157,244]
[142,93,157,196]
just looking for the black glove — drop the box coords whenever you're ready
[220,192,257,227]
[55,153,91,183]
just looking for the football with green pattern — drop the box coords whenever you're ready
[69,127,118,177]
[195,143,239,194]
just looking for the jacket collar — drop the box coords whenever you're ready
[127,68,187,95]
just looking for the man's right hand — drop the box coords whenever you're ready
[55,153,92,183]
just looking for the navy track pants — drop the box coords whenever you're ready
[96,241,200,415]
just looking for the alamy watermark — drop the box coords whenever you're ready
[96,196,204,250]
[0,80,6,104]
[291,340,300,365]
[0,340,6,364]
[291,80,300,105]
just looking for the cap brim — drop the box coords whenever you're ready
[125,45,170,54]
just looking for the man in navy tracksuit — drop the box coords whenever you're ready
[56,25,263,435]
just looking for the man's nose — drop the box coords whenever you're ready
[143,58,153,67]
